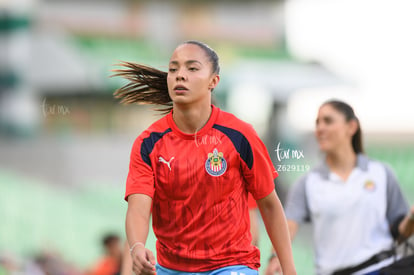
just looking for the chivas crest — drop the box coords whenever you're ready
[205,148,227,176]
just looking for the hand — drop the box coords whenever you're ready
[130,243,156,275]
[265,256,283,275]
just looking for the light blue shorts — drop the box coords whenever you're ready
[155,264,258,275]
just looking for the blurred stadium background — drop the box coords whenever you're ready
[1,0,414,274]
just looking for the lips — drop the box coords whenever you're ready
[317,135,328,143]
[174,85,188,92]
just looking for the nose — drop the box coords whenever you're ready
[315,120,323,134]
[176,68,186,81]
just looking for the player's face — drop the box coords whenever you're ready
[167,44,219,106]
[315,104,355,153]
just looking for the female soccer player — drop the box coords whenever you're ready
[114,41,296,275]
[265,100,414,275]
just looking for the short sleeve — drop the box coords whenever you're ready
[385,164,408,232]
[285,175,310,223]
[242,128,278,201]
[124,135,155,201]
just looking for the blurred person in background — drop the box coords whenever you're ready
[89,234,122,275]
[114,40,296,275]
[265,100,414,275]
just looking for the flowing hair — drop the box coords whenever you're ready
[112,61,172,113]
[112,40,220,113]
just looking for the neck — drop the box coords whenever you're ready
[172,101,212,134]
[325,146,357,180]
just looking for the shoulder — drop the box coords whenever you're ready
[357,154,386,170]
[213,108,265,170]
[132,115,170,149]
[361,154,395,179]
[214,108,258,140]
[217,109,255,130]
[368,158,400,187]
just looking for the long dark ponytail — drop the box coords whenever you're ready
[112,62,172,113]
[323,100,364,154]
[112,40,220,113]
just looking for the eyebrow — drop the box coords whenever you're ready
[169,60,202,66]
[317,115,334,123]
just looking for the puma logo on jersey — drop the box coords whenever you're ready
[158,156,174,171]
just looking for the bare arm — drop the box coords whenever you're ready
[257,190,297,275]
[126,193,155,275]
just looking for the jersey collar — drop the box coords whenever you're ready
[167,105,219,140]
[317,153,369,180]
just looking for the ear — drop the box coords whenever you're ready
[348,119,359,136]
[208,74,220,91]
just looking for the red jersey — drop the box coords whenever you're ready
[125,105,277,272]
